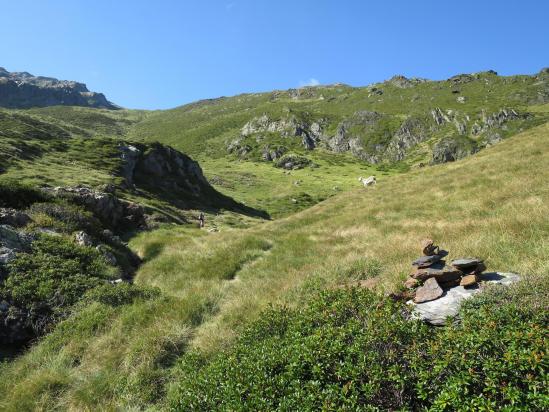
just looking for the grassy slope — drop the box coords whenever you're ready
[2,72,547,218]
[125,71,549,216]
[1,121,547,410]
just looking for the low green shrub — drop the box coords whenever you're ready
[27,200,102,234]
[0,234,118,336]
[170,279,548,411]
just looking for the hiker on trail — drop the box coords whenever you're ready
[198,212,205,228]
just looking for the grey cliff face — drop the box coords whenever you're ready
[119,143,209,197]
[0,66,118,109]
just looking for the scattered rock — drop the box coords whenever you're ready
[414,277,443,303]
[74,231,93,247]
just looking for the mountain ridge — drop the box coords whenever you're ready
[0,66,118,110]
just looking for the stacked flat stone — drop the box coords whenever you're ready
[403,239,486,304]
[452,258,486,287]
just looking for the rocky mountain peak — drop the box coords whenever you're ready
[0,66,118,109]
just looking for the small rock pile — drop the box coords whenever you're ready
[405,239,486,304]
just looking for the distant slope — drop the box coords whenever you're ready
[0,67,118,109]
[128,69,549,167]
[1,119,547,410]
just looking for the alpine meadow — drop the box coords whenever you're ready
[0,1,548,411]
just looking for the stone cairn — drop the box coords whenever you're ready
[404,239,486,303]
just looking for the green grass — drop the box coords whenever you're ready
[1,121,548,410]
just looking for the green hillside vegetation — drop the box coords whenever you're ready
[2,70,549,217]
[1,120,547,410]
[128,70,549,159]
[0,108,265,226]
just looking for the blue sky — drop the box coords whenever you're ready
[1,0,547,110]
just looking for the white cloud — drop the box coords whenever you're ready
[299,78,320,88]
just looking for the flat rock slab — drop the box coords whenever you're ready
[408,272,520,326]
[412,264,462,282]
[451,258,483,270]
[412,254,442,268]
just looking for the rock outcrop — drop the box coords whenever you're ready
[44,186,146,230]
[239,114,325,151]
[0,67,118,109]
[384,117,429,162]
[0,225,32,267]
[385,75,428,89]
[0,209,31,228]
[431,136,479,164]
[119,143,208,196]
[274,154,312,170]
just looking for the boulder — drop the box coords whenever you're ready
[438,278,461,289]
[46,186,146,230]
[409,272,520,325]
[414,277,443,303]
[274,154,312,170]
[386,75,415,89]
[119,144,141,187]
[261,145,287,161]
[48,186,124,228]
[463,262,487,275]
